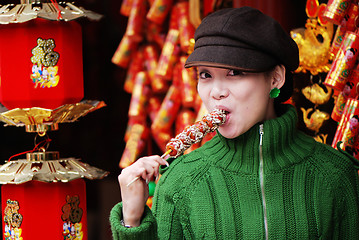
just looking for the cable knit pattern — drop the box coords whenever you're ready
[110,104,359,239]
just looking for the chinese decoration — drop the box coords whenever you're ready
[291,0,359,161]
[113,0,203,171]
[0,1,108,239]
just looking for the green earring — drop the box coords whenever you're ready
[269,87,280,99]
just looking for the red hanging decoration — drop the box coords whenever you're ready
[2,179,87,239]
[0,18,84,110]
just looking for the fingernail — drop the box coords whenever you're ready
[165,161,169,167]
[146,178,149,185]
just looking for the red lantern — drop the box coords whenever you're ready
[2,179,87,239]
[0,18,84,110]
[0,148,109,240]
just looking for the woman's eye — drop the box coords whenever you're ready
[199,72,212,79]
[228,69,244,76]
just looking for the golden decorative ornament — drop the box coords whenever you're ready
[0,100,105,133]
[301,83,333,105]
[301,107,330,133]
[0,2,103,24]
[313,133,328,144]
[0,157,109,184]
[290,2,333,75]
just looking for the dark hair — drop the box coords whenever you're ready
[264,66,293,104]
[276,70,293,103]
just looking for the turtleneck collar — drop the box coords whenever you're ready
[201,104,315,174]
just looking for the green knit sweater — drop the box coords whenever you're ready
[110,105,359,239]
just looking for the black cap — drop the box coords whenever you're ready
[185,7,299,103]
[185,7,299,73]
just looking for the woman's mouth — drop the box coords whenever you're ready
[223,112,230,125]
[217,109,230,125]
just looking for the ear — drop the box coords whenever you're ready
[271,65,286,89]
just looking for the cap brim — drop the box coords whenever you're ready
[185,45,278,72]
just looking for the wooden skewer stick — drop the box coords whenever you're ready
[126,176,140,187]
[126,149,172,187]
[161,149,172,159]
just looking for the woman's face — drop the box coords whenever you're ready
[197,66,277,139]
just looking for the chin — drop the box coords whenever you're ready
[218,122,252,139]
[218,128,240,139]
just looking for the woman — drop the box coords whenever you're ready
[110,7,359,239]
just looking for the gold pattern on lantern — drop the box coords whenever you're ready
[61,195,84,239]
[3,199,23,239]
[30,38,60,88]
[31,38,59,67]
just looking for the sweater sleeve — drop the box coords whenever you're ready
[331,147,359,238]
[336,168,359,239]
[109,156,189,240]
[109,202,158,240]
[109,172,185,240]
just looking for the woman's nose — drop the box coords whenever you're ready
[211,84,229,100]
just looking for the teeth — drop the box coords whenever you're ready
[217,109,228,115]
[215,108,225,113]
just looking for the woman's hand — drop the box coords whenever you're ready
[118,155,169,227]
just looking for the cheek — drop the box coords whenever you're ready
[197,83,209,102]
[197,84,204,100]
[233,82,267,103]
[232,82,270,122]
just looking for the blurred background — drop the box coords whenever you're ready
[0,0,310,239]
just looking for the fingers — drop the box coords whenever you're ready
[159,156,170,167]
[136,156,160,182]
[140,155,169,167]
[140,158,159,182]
[120,155,169,186]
